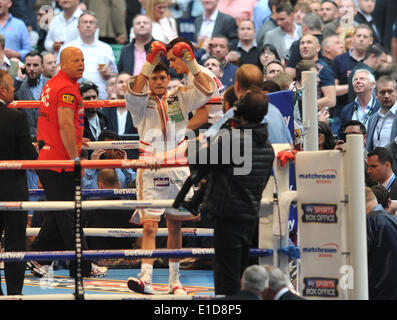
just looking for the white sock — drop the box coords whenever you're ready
[141,263,153,282]
[169,262,180,283]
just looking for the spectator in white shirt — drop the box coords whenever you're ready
[44,0,84,57]
[366,75,397,150]
[58,11,118,100]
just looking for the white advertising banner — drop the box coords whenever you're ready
[296,150,346,300]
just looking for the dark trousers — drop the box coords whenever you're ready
[30,170,91,276]
[213,220,256,295]
[0,211,27,295]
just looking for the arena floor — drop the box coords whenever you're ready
[1,268,215,297]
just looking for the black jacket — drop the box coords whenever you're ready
[354,11,381,44]
[0,102,38,201]
[367,209,397,300]
[117,38,156,75]
[83,110,112,141]
[14,76,50,138]
[194,12,238,49]
[279,290,306,300]
[201,122,275,223]
[102,107,137,135]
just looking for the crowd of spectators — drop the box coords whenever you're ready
[1,0,395,147]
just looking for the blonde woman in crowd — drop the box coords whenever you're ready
[339,25,356,52]
[145,0,178,44]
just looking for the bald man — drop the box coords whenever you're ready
[299,34,336,110]
[29,47,107,278]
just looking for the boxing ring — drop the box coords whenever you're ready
[1,71,368,300]
[0,139,297,300]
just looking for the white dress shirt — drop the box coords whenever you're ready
[199,10,219,39]
[88,114,101,140]
[274,287,290,300]
[59,37,118,100]
[352,94,376,128]
[283,23,301,56]
[373,101,397,148]
[151,16,178,44]
[117,108,128,136]
[44,8,84,56]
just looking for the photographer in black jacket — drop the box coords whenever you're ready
[207,86,275,295]
[175,64,275,295]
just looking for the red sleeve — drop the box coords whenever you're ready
[56,86,80,109]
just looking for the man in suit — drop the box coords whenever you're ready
[117,14,156,76]
[256,0,282,49]
[14,51,50,138]
[367,147,397,200]
[354,0,381,44]
[341,68,380,132]
[372,0,397,51]
[103,72,137,137]
[0,70,38,295]
[262,265,305,300]
[365,186,397,299]
[194,0,238,49]
[263,2,302,63]
[80,81,112,142]
[219,265,269,300]
[366,75,397,151]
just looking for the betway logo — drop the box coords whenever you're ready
[298,169,337,184]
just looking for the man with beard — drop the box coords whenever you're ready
[14,51,50,138]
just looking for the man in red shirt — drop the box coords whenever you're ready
[28,47,107,278]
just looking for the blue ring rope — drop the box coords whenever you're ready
[0,246,302,261]
[29,188,137,199]
[0,248,273,261]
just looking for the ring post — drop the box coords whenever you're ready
[302,71,318,151]
[73,158,84,300]
[345,134,368,299]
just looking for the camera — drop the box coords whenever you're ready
[172,168,208,216]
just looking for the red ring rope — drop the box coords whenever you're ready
[8,97,222,109]
[0,159,188,170]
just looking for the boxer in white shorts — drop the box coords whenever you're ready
[124,39,216,295]
[134,166,192,222]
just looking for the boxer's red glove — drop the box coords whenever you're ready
[171,42,201,75]
[141,41,167,78]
